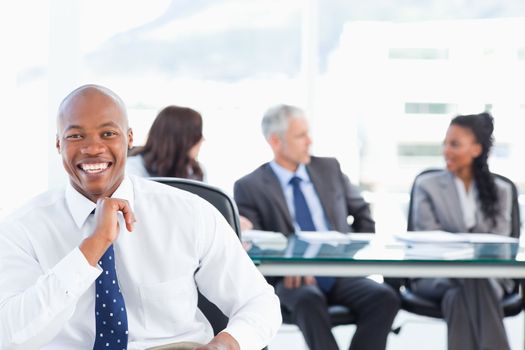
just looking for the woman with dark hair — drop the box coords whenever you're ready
[127,105,205,180]
[410,112,513,350]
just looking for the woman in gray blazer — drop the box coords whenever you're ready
[410,112,512,350]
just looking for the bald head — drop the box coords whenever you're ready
[57,84,128,133]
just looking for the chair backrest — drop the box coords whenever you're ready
[406,169,441,232]
[149,177,242,237]
[494,173,521,238]
[407,169,521,237]
[149,177,241,335]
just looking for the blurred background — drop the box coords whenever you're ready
[3,0,525,235]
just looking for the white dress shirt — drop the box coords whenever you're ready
[125,155,151,178]
[0,175,281,350]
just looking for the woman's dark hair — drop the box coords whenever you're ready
[450,112,498,226]
[131,105,203,180]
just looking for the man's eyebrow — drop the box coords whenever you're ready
[99,121,121,128]
[63,125,83,133]
[63,122,121,133]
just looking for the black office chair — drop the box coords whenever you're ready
[401,169,523,319]
[149,177,240,335]
[280,303,356,328]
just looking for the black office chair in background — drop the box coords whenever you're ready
[150,177,240,336]
[280,296,356,330]
[281,304,356,333]
[400,169,523,320]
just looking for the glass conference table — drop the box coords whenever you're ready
[246,232,525,348]
[246,232,525,278]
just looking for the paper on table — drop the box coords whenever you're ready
[348,233,375,242]
[394,231,470,244]
[463,233,518,244]
[395,231,519,244]
[404,244,475,260]
[296,231,351,244]
[241,229,288,250]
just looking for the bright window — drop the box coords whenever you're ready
[4,1,525,233]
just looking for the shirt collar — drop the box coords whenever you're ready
[269,161,310,188]
[453,176,477,198]
[65,176,135,229]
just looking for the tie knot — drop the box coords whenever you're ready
[289,176,302,186]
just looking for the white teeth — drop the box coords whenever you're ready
[80,163,109,173]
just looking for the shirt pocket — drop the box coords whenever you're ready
[139,275,197,334]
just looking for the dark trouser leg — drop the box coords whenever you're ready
[276,282,339,350]
[444,279,510,350]
[412,278,510,350]
[328,277,400,350]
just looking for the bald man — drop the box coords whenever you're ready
[0,85,281,350]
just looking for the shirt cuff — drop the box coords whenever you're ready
[51,248,102,299]
[222,320,270,350]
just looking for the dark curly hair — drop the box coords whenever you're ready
[131,105,203,180]
[450,112,498,227]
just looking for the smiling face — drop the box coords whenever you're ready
[443,124,481,178]
[56,87,133,202]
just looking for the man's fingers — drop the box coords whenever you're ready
[304,276,316,285]
[284,276,296,289]
[118,200,136,232]
[97,198,136,232]
[284,276,304,289]
[295,276,303,288]
[291,276,301,288]
[283,276,291,289]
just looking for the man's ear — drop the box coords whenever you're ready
[127,128,134,149]
[55,135,61,154]
[268,133,281,150]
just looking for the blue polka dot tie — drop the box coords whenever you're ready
[290,176,336,293]
[94,244,128,350]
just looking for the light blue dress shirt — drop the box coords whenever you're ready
[269,161,330,232]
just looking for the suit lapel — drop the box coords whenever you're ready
[438,173,467,232]
[306,160,336,229]
[261,164,295,229]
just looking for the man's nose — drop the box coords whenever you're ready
[81,138,106,154]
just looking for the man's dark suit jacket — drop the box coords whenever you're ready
[233,156,375,236]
